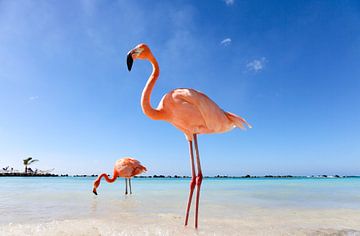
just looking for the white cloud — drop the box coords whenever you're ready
[246,57,267,72]
[224,0,235,6]
[220,38,232,46]
[29,96,39,100]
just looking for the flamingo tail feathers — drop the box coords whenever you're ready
[132,165,147,176]
[225,112,252,130]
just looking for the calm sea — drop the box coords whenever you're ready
[0,177,359,235]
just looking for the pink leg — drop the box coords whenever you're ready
[193,134,203,229]
[184,140,196,226]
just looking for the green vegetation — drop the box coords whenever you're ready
[23,157,38,174]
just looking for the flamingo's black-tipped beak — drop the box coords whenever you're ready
[127,52,133,71]
[92,187,98,195]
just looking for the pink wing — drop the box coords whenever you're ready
[161,88,233,134]
[158,88,251,138]
[115,158,147,177]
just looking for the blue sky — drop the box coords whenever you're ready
[0,0,359,176]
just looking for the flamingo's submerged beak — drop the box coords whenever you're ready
[92,187,98,195]
[127,52,133,71]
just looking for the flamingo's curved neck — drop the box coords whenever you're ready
[141,53,163,120]
[100,172,118,183]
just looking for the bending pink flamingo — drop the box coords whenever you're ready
[126,43,251,228]
[93,157,147,195]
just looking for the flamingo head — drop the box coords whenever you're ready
[126,43,151,71]
[92,179,100,195]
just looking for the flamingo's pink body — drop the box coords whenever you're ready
[127,44,251,228]
[156,88,250,140]
[93,157,147,195]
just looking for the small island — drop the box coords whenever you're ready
[0,157,58,177]
[1,158,357,178]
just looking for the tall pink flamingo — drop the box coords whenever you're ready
[93,157,147,195]
[126,44,251,228]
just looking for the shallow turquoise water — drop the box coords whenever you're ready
[0,177,360,235]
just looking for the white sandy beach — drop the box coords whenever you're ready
[1,208,360,235]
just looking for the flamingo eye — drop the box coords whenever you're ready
[135,47,144,55]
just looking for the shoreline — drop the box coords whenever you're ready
[0,173,358,178]
[0,173,60,177]
[1,175,360,235]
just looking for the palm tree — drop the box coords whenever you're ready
[23,157,38,174]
